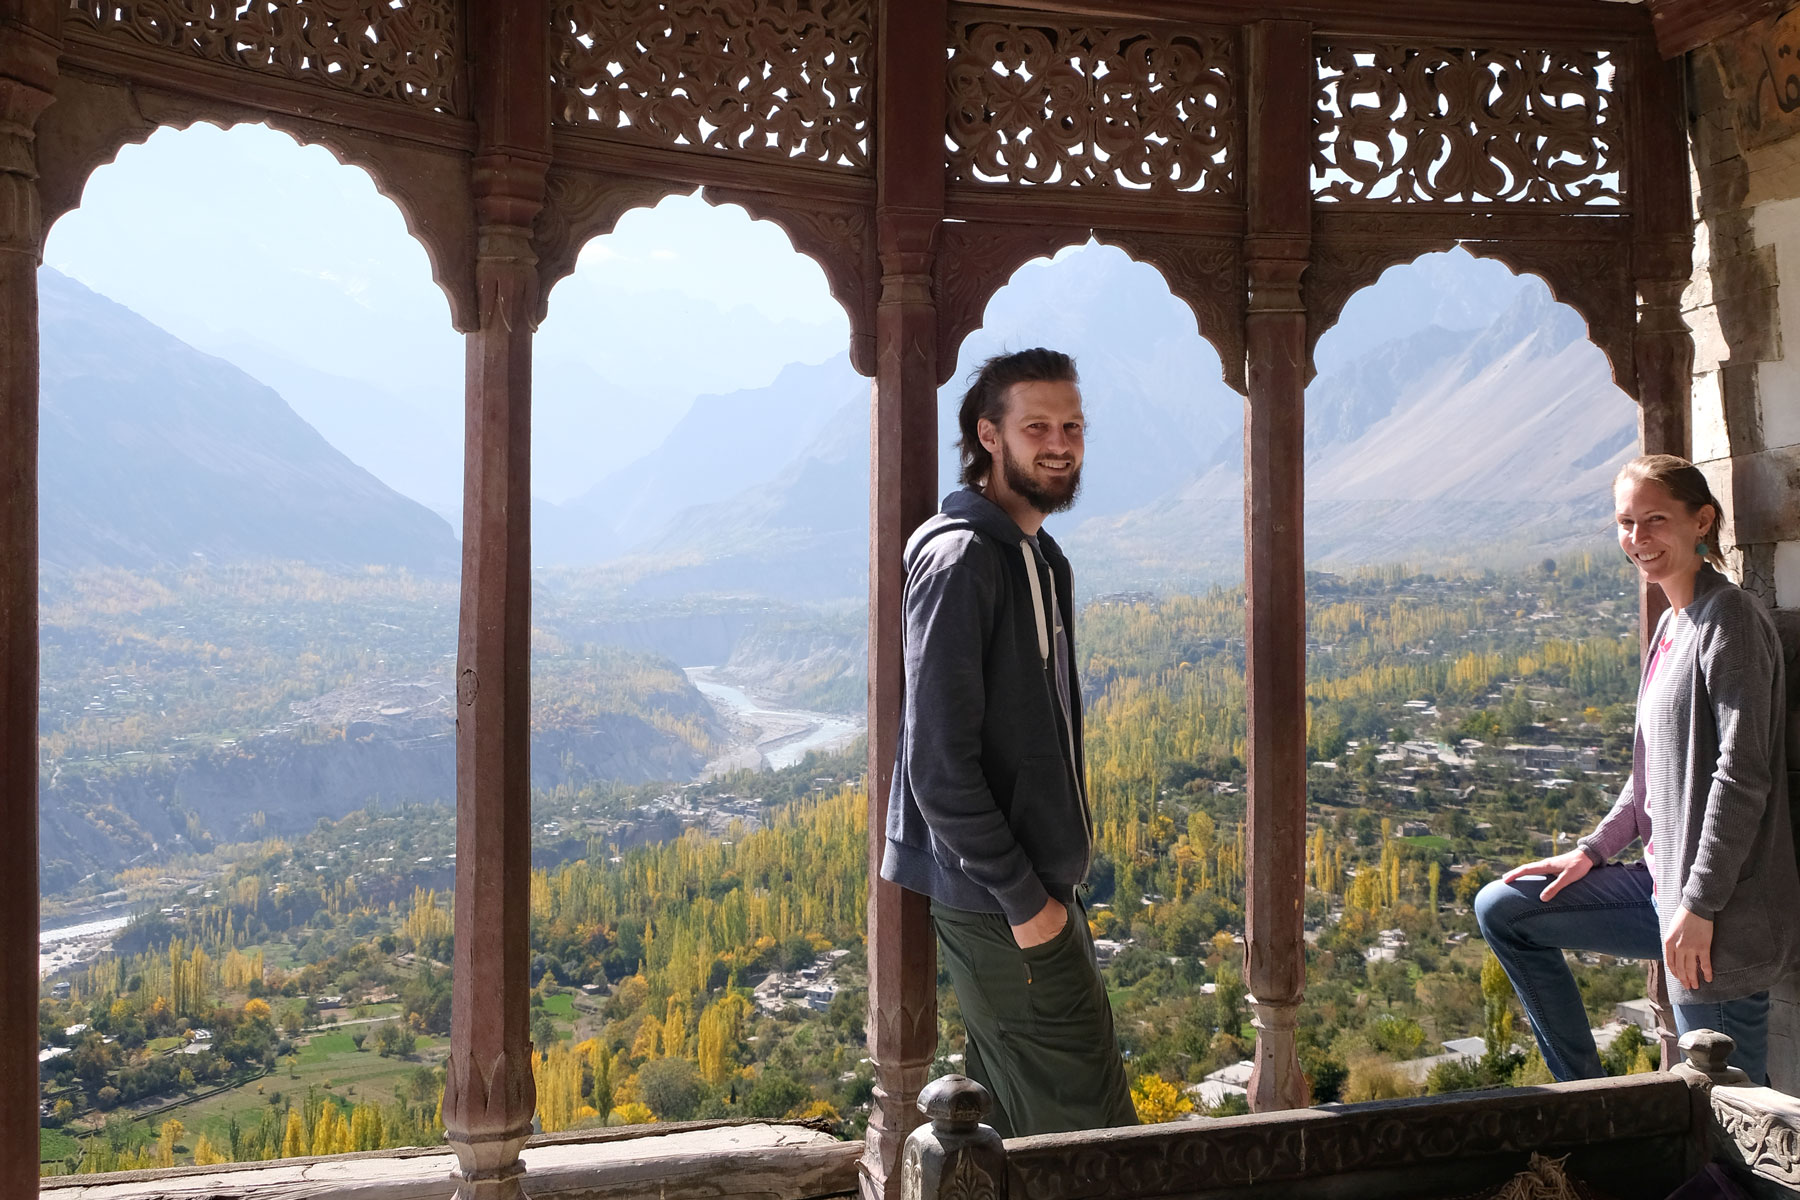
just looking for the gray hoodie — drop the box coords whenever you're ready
[879,488,1091,924]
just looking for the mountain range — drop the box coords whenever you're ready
[37,245,1634,598]
[524,245,1630,600]
[39,268,459,574]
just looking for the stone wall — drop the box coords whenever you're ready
[1686,21,1800,1095]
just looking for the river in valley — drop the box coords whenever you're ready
[687,668,863,776]
[40,914,132,979]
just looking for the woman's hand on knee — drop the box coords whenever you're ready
[1502,850,1593,902]
[1664,906,1715,990]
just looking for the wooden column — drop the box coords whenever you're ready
[862,1,944,1196]
[1242,18,1313,1114]
[1629,44,1695,1074]
[0,8,57,1199]
[444,5,548,1198]
[1630,47,1696,655]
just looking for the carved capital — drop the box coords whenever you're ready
[1248,258,1308,317]
[878,206,941,265]
[0,54,57,256]
[473,151,550,233]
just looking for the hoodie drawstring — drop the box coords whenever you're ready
[1020,539,1050,666]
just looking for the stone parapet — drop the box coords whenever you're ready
[39,1121,858,1200]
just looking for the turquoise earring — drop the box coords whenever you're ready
[1696,539,1708,556]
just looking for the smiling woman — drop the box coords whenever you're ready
[1477,455,1800,1085]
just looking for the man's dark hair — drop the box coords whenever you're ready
[956,348,1079,487]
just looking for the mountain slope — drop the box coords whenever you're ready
[38,269,460,574]
[1070,286,1636,582]
[538,355,865,566]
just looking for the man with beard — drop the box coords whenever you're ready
[879,348,1136,1135]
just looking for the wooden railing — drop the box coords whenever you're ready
[901,1032,1800,1200]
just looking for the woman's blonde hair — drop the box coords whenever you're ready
[1615,454,1726,568]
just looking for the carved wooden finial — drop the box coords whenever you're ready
[1675,1029,1753,1088]
[901,1076,1006,1200]
[918,1074,992,1129]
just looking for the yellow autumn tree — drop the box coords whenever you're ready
[1130,1075,1194,1124]
[696,994,751,1086]
[350,1103,385,1151]
[311,1105,349,1156]
[281,1108,307,1158]
[157,1118,184,1168]
[661,997,690,1060]
[533,1042,586,1133]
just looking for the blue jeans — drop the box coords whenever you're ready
[1473,862,1769,1083]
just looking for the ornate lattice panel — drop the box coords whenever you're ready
[67,0,459,112]
[947,20,1238,196]
[552,0,873,170]
[1314,44,1623,206]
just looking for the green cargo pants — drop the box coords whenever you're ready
[932,897,1138,1138]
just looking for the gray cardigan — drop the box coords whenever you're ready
[1578,566,1800,1004]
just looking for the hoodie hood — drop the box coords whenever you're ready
[931,487,1071,566]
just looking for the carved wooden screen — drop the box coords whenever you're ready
[550,0,874,172]
[66,0,462,114]
[945,13,1239,198]
[1312,41,1627,208]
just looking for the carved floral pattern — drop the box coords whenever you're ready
[67,0,459,112]
[948,20,1237,195]
[1006,1076,1690,1200]
[1712,1090,1800,1185]
[1314,43,1622,206]
[552,0,873,170]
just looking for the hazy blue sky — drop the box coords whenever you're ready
[46,127,846,396]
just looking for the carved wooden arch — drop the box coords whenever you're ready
[1095,231,1248,396]
[934,219,1090,385]
[34,68,479,330]
[1303,229,1459,384]
[1459,238,1640,400]
[701,186,879,378]
[532,167,697,327]
[1305,221,1640,398]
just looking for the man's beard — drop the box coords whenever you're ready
[1001,446,1082,515]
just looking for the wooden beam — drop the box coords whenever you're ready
[1242,16,1313,1115]
[862,1,945,1196]
[0,7,61,1198]
[956,0,1653,39]
[1645,0,1790,57]
[443,2,549,1199]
